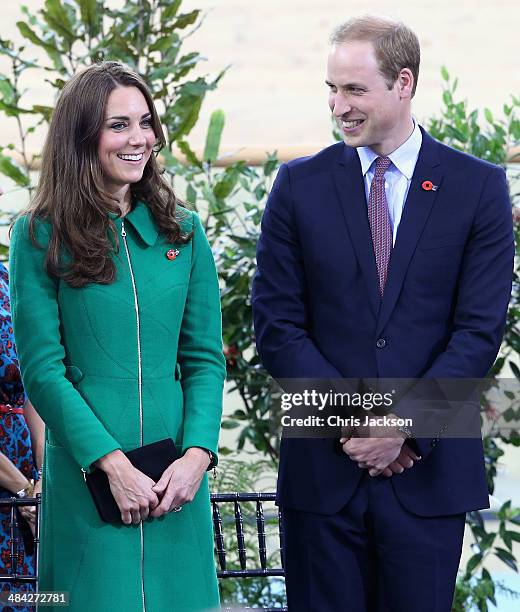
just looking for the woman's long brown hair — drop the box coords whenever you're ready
[25,61,190,287]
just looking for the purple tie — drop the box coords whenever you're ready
[368,156,392,295]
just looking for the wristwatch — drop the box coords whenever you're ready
[203,449,217,472]
[15,480,34,498]
[396,424,413,439]
[187,446,217,475]
[199,447,217,476]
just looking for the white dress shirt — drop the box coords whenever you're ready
[356,119,422,245]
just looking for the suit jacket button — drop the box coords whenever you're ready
[376,338,387,349]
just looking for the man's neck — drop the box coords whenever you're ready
[371,116,415,157]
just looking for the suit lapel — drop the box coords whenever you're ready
[332,145,381,318]
[376,130,443,335]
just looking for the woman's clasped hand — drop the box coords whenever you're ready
[150,447,211,518]
[96,447,211,524]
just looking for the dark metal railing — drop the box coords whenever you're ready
[211,492,287,612]
[211,492,285,578]
[0,495,41,585]
[1,492,287,611]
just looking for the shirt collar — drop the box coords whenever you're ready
[356,118,422,179]
[109,200,159,247]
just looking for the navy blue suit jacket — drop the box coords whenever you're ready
[252,128,514,517]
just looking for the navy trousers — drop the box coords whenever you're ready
[282,473,466,611]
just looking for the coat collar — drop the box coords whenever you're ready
[109,200,159,247]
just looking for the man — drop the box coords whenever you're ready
[252,15,514,612]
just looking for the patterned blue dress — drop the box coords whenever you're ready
[0,262,37,611]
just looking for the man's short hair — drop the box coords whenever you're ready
[330,15,420,97]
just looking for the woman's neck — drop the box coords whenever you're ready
[108,184,131,217]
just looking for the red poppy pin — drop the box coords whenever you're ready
[166,249,180,261]
[422,180,438,191]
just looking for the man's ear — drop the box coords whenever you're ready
[397,68,414,99]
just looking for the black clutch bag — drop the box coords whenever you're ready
[85,438,180,524]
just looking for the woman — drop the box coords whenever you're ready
[9,62,225,611]
[0,260,44,612]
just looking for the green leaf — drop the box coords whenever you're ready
[494,546,518,571]
[0,76,15,105]
[148,65,177,82]
[170,52,201,80]
[0,154,30,187]
[161,0,182,23]
[503,531,513,550]
[484,108,494,124]
[510,361,520,380]
[445,124,468,143]
[214,168,240,199]
[149,33,179,54]
[465,553,482,574]
[217,446,232,456]
[504,529,520,548]
[221,420,240,429]
[16,21,57,52]
[31,104,54,122]
[263,152,279,176]
[173,10,200,30]
[479,532,496,551]
[204,110,225,162]
[441,66,450,81]
[177,140,202,168]
[0,100,33,117]
[165,79,209,141]
[44,77,67,91]
[42,0,76,45]
[102,30,137,65]
[47,46,67,73]
[78,0,100,37]
[186,184,197,205]
[20,5,38,25]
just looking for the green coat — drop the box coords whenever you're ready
[9,202,225,612]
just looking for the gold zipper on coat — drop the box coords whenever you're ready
[121,219,146,612]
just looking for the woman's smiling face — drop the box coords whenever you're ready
[97,86,156,199]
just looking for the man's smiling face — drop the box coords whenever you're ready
[326,40,412,156]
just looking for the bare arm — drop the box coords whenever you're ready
[0,451,31,494]
[24,400,45,471]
